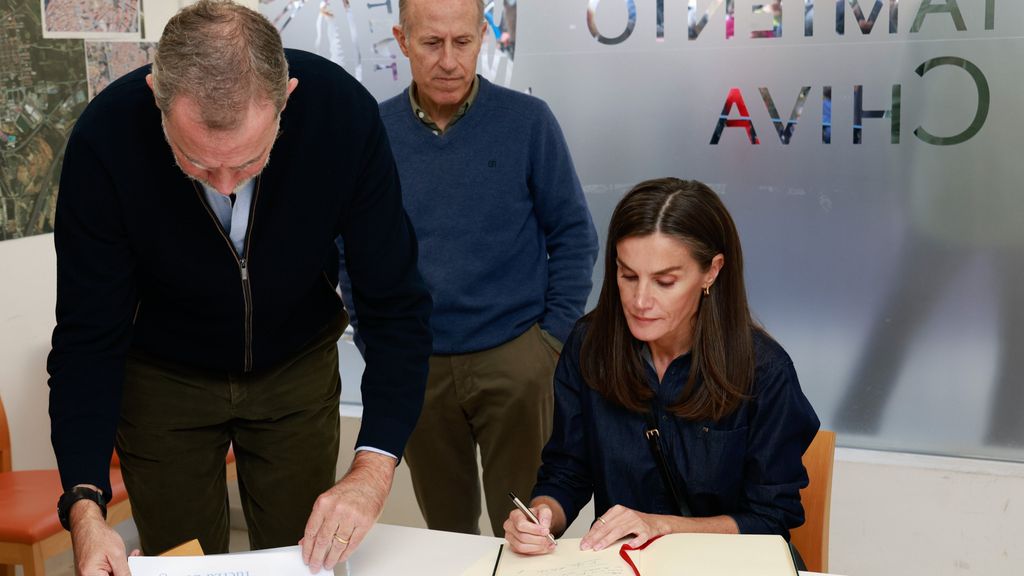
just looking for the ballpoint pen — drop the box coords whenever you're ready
[508,491,557,545]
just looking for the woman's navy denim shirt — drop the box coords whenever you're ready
[532,322,820,539]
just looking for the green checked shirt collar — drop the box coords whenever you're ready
[408,75,479,135]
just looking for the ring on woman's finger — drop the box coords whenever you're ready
[334,534,349,545]
[598,517,607,525]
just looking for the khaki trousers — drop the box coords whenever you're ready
[116,322,343,555]
[404,324,559,536]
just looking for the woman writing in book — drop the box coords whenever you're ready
[503,178,819,559]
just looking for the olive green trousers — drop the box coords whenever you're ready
[116,323,343,555]
[403,324,559,537]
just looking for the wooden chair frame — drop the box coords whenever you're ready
[0,395,132,576]
[790,429,836,574]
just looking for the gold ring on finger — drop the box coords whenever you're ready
[334,534,349,545]
[598,517,607,525]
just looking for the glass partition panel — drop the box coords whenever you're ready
[512,0,1023,461]
[293,1,1024,461]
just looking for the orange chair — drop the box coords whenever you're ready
[0,395,132,576]
[790,429,836,574]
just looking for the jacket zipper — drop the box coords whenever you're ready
[240,257,253,371]
[192,177,261,372]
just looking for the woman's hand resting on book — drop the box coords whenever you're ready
[580,505,669,551]
[581,505,742,552]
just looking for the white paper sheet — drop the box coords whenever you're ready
[128,544,331,576]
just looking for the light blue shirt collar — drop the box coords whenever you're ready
[202,179,255,255]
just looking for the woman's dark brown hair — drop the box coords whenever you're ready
[579,178,756,421]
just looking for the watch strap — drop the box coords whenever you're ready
[57,485,108,531]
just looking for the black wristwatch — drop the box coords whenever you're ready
[57,486,108,531]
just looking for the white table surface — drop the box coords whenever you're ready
[340,523,834,576]
[340,523,501,575]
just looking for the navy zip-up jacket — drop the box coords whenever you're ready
[534,322,819,539]
[47,50,432,499]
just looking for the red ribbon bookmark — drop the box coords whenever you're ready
[619,535,663,576]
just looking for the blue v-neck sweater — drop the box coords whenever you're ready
[378,77,598,354]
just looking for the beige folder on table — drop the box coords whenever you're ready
[160,539,204,557]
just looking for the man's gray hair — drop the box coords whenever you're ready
[398,0,485,32]
[151,0,289,130]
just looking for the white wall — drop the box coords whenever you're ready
[0,234,57,470]
[3,235,1023,576]
[830,449,1024,576]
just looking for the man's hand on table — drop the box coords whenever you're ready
[300,450,396,573]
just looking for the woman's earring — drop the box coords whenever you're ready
[703,284,711,296]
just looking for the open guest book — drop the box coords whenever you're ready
[491,533,798,576]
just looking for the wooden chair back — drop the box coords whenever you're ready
[790,429,836,574]
[0,394,11,473]
[0,393,133,576]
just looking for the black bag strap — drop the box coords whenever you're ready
[643,405,692,517]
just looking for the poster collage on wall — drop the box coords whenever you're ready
[0,0,515,241]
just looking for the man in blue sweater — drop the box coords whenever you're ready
[383,0,598,536]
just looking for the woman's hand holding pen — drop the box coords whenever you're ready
[504,498,563,555]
